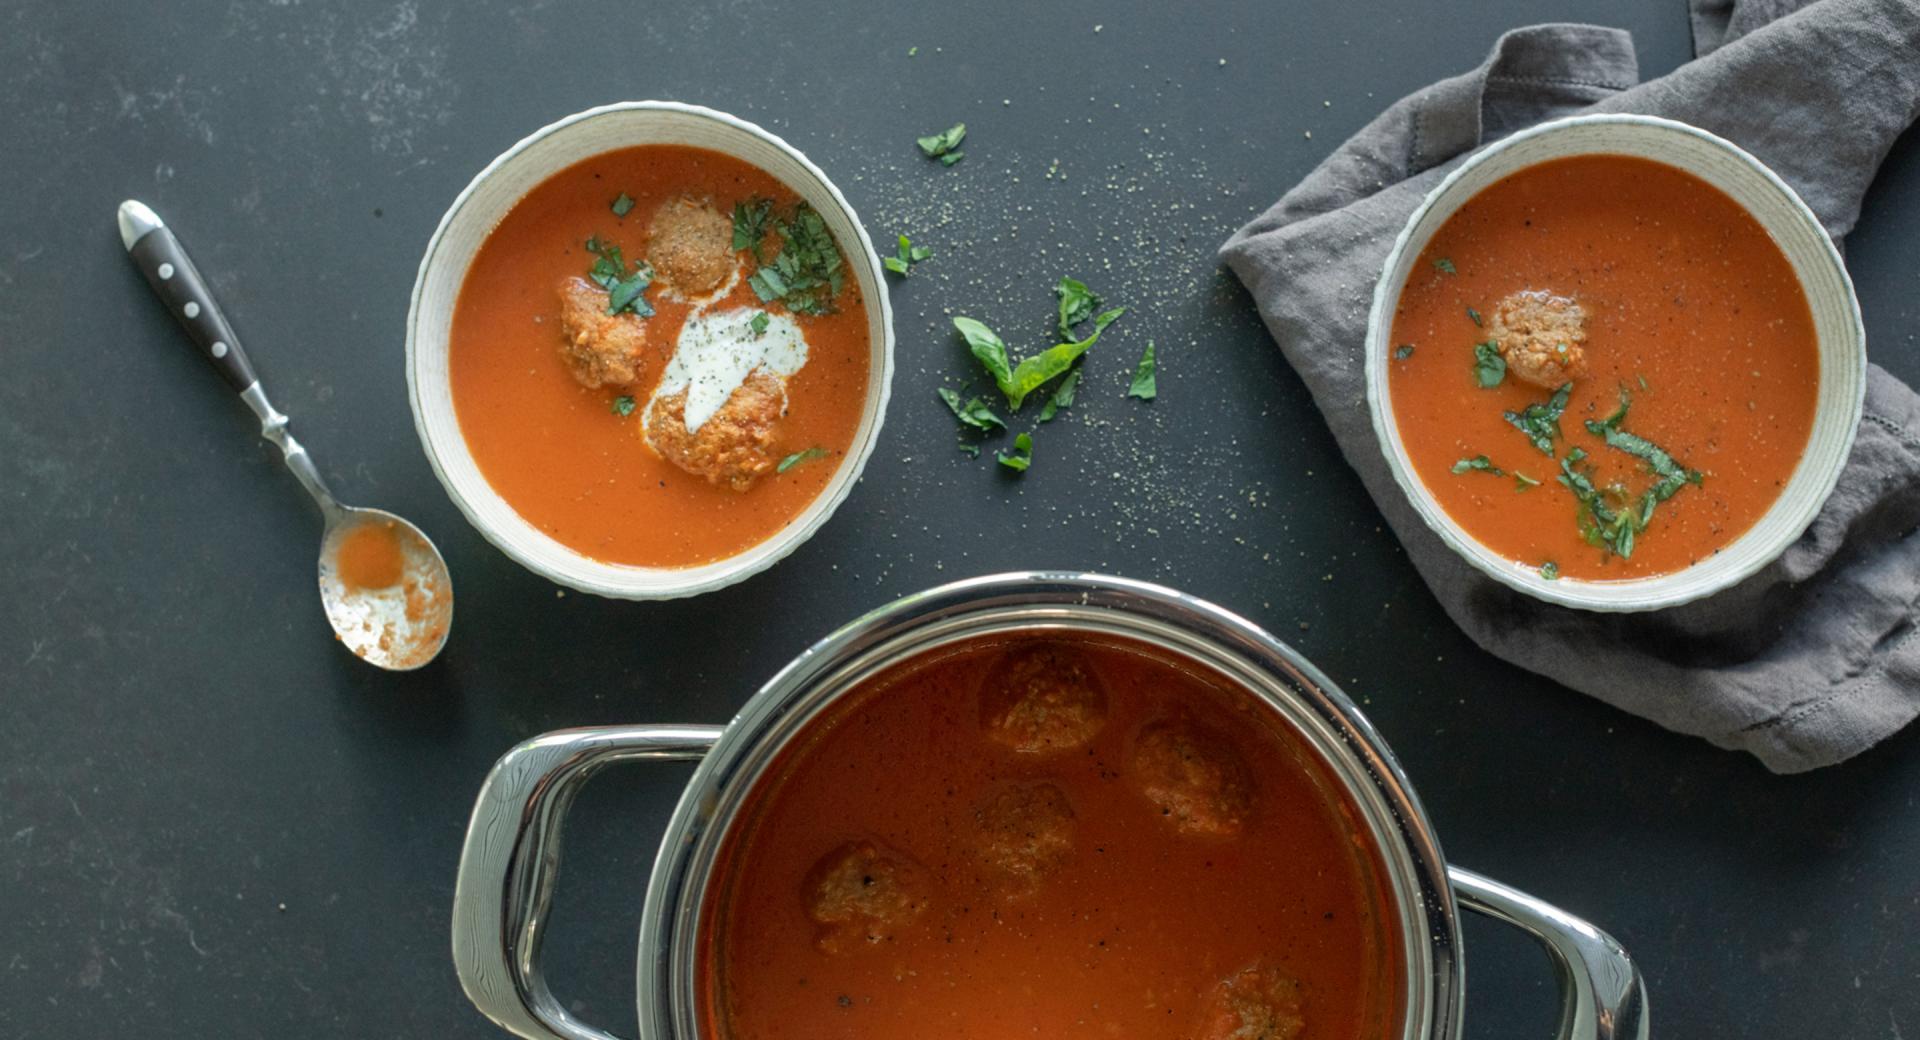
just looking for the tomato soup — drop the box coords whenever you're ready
[1387,154,1818,580]
[699,635,1402,1040]
[449,145,871,567]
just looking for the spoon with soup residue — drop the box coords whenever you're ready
[117,200,453,671]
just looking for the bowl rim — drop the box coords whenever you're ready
[1363,112,1865,613]
[404,100,896,600]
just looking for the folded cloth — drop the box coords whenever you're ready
[1221,0,1920,773]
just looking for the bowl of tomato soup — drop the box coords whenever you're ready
[450,573,1647,1040]
[1366,114,1864,611]
[407,102,894,598]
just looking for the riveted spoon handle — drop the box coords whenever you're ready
[118,200,258,393]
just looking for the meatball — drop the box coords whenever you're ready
[556,276,651,388]
[973,783,1076,891]
[648,196,737,297]
[1195,962,1307,1040]
[644,369,786,492]
[979,643,1108,754]
[1130,719,1253,837]
[805,841,930,953]
[1490,290,1589,389]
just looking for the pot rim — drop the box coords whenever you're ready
[637,571,1462,1040]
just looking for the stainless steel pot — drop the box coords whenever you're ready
[451,573,1649,1040]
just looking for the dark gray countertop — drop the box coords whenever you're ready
[4,1,1917,1037]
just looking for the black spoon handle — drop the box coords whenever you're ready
[118,199,259,393]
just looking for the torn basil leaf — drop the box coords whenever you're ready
[611,193,635,217]
[1129,341,1157,400]
[1002,307,1124,410]
[952,316,1014,389]
[1472,341,1506,388]
[917,123,966,158]
[749,311,770,337]
[1451,455,1504,476]
[777,447,829,473]
[1467,306,1483,327]
[937,387,1006,431]
[996,432,1033,472]
[1433,257,1457,275]
[610,395,636,417]
[731,197,773,253]
[1039,366,1081,422]
[584,237,654,318]
[1055,276,1100,338]
[1394,344,1415,360]
[1503,382,1572,455]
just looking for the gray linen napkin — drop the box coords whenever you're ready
[1221,0,1920,773]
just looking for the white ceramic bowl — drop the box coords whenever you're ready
[407,102,895,600]
[1365,114,1864,612]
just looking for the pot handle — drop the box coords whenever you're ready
[451,725,725,1040]
[1449,867,1649,1040]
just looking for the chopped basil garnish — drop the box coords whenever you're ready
[1559,448,1648,558]
[610,395,636,417]
[939,151,966,167]
[883,233,933,276]
[1129,341,1157,400]
[747,202,845,316]
[1540,561,1560,581]
[777,447,829,473]
[959,442,981,458]
[918,123,967,159]
[1514,471,1542,491]
[1503,382,1572,455]
[749,311,770,337]
[584,237,655,318]
[1472,341,1506,388]
[1433,257,1457,275]
[611,193,635,218]
[1467,306,1483,327]
[1584,389,1702,502]
[996,432,1033,472]
[1394,344,1415,360]
[937,387,1006,431]
[1039,365,1081,422]
[731,197,773,253]
[1451,455,1504,476]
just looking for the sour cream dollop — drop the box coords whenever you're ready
[647,308,809,433]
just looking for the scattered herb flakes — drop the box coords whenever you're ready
[1394,344,1415,360]
[749,310,771,337]
[939,151,966,167]
[1503,382,1572,455]
[1514,471,1542,491]
[610,395,636,417]
[1451,455,1504,476]
[1540,561,1561,581]
[917,123,966,159]
[1055,277,1101,339]
[884,233,932,276]
[1472,341,1506,388]
[777,446,829,473]
[996,432,1033,472]
[1467,306,1483,327]
[1433,257,1457,275]
[959,442,981,458]
[1129,341,1157,400]
[611,192,635,218]
[748,202,845,316]
[1039,365,1081,422]
[584,237,655,318]
[908,45,918,56]
[731,197,774,254]
[937,387,1006,431]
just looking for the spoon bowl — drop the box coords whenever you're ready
[319,507,453,671]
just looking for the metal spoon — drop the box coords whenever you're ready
[118,199,453,671]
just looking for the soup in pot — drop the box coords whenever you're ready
[698,634,1402,1040]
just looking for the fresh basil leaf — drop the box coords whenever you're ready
[886,234,929,277]
[585,238,654,317]
[1039,365,1081,422]
[937,387,1006,431]
[1514,471,1541,491]
[909,244,932,262]
[952,316,1015,391]
[1451,455,1503,476]
[1433,257,1457,275]
[749,311,770,337]
[939,151,965,167]
[610,395,636,417]
[917,123,966,158]
[1001,307,1124,410]
[777,447,829,473]
[749,266,787,302]
[1055,277,1100,338]
[611,193,635,217]
[996,432,1033,472]
[1394,344,1415,360]
[884,256,910,275]
[1472,341,1506,388]
[1129,341,1157,400]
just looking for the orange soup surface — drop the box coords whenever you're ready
[699,635,1402,1040]
[1387,154,1818,580]
[449,145,871,567]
